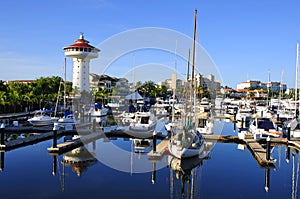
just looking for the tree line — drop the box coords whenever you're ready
[0,76,72,113]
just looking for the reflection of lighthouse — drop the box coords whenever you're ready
[63,33,100,93]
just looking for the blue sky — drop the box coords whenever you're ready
[0,0,300,88]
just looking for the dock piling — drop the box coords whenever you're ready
[0,123,5,146]
[266,136,271,161]
[153,131,157,153]
[92,119,96,132]
[52,123,59,148]
[0,152,4,171]
[88,112,91,123]
[287,127,291,141]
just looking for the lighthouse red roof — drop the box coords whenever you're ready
[63,34,100,51]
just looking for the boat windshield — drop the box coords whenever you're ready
[257,120,275,130]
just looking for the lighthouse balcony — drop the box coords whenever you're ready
[65,51,98,59]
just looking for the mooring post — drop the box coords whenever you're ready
[82,108,85,123]
[287,126,291,141]
[266,136,271,161]
[53,123,59,148]
[88,112,91,123]
[0,152,4,171]
[0,123,5,146]
[93,141,96,150]
[153,130,157,153]
[241,117,244,129]
[93,119,96,132]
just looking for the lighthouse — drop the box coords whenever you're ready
[63,33,100,93]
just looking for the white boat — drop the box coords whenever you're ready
[88,103,109,117]
[199,97,211,112]
[27,109,59,126]
[284,118,300,138]
[168,128,205,159]
[249,118,282,139]
[58,114,77,125]
[196,117,214,134]
[129,111,157,132]
[236,107,252,122]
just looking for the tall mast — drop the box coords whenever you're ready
[64,57,67,110]
[295,42,300,116]
[191,9,197,92]
[172,40,178,123]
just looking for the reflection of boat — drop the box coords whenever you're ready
[62,147,97,176]
[168,149,210,198]
[249,118,282,139]
[27,109,59,126]
[132,138,151,153]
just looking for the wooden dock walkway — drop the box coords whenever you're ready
[244,138,275,167]
[48,131,106,154]
[147,139,169,160]
[0,130,67,151]
[147,134,278,168]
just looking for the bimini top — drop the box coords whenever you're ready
[63,33,100,52]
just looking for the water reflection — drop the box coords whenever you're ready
[62,146,98,176]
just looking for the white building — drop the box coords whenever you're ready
[63,34,100,93]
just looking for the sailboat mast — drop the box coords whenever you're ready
[64,57,67,110]
[191,9,197,92]
[295,42,300,116]
[172,40,178,123]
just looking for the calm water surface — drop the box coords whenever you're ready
[0,120,299,199]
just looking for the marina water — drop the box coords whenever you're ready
[0,119,299,199]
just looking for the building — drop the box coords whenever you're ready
[194,73,221,92]
[63,33,100,93]
[237,80,286,92]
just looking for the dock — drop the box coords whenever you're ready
[147,134,279,168]
[48,131,106,154]
[0,130,67,151]
[147,139,169,160]
[244,138,275,167]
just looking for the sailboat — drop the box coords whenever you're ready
[168,9,206,159]
[57,58,77,126]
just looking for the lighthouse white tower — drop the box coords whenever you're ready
[63,34,100,93]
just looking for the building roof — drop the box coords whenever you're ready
[63,34,100,51]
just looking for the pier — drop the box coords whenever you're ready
[146,134,298,168]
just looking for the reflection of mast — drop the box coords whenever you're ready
[170,164,174,199]
[151,162,156,184]
[264,168,270,192]
[291,151,299,199]
[52,155,57,176]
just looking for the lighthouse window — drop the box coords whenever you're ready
[84,48,87,52]
[76,47,79,51]
[80,48,83,51]
[88,49,91,52]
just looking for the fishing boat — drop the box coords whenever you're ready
[27,109,59,126]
